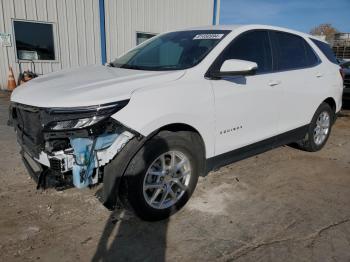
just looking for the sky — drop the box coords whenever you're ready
[219,0,350,33]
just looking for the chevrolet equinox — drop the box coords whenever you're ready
[9,25,344,221]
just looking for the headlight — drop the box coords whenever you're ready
[49,115,106,130]
[44,100,129,131]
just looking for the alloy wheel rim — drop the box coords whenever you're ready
[313,111,330,145]
[143,151,191,209]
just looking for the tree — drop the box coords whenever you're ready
[310,24,339,42]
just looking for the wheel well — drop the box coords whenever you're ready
[159,123,199,133]
[158,123,206,158]
[103,123,207,210]
[323,97,336,113]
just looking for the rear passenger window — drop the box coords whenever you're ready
[219,30,272,73]
[272,32,319,71]
[304,42,320,65]
[310,38,338,64]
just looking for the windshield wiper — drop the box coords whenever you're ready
[155,65,181,70]
[118,64,181,71]
[121,64,143,70]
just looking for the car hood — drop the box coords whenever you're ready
[11,65,185,107]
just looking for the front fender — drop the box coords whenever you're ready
[111,79,215,158]
[135,114,214,158]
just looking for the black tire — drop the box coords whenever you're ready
[120,130,203,221]
[297,102,334,152]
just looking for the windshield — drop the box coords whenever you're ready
[111,30,230,71]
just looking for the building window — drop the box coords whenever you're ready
[136,32,156,45]
[13,20,56,61]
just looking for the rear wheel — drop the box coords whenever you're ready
[297,102,334,152]
[120,131,202,221]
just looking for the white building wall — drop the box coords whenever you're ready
[0,0,101,90]
[105,0,215,61]
[0,0,216,90]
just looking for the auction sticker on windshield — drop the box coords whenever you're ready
[193,34,224,40]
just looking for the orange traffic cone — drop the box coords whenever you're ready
[7,66,17,91]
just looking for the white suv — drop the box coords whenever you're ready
[9,25,343,221]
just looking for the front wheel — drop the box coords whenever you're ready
[297,102,334,152]
[120,131,202,221]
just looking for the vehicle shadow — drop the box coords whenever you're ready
[91,210,168,262]
[92,137,170,262]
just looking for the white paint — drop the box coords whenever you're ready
[11,24,343,161]
[11,65,185,107]
[220,59,257,73]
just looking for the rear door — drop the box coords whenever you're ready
[210,30,283,155]
[269,31,322,133]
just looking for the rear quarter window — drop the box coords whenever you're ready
[272,31,319,71]
[310,38,338,64]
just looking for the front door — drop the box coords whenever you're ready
[210,30,283,156]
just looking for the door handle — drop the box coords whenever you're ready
[268,80,281,87]
[316,72,324,78]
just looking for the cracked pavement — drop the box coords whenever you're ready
[0,91,350,262]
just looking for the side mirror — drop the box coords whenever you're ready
[211,59,258,78]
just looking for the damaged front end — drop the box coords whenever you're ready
[9,101,135,190]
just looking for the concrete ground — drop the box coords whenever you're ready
[0,91,349,262]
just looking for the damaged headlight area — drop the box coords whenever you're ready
[48,115,107,130]
[9,100,136,189]
[68,130,134,188]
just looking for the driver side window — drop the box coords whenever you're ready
[220,30,273,73]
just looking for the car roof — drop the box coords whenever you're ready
[181,24,327,43]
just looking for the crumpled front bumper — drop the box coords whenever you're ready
[36,131,134,188]
[9,101,136,190]
[21,150,43,185]
[20,130,134,189]
[21,150,73,189]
